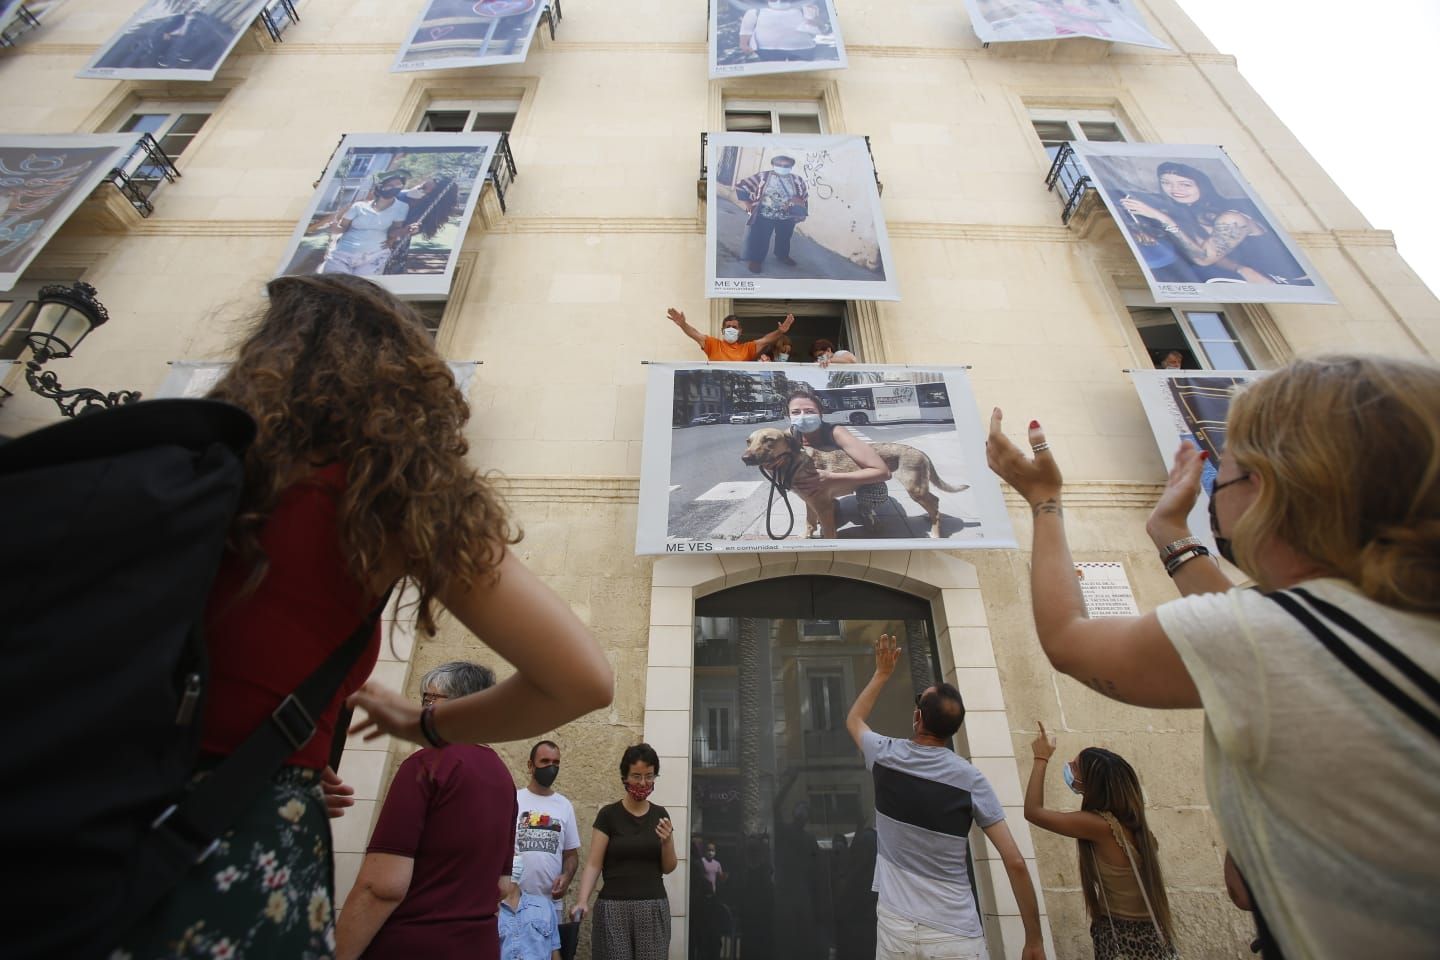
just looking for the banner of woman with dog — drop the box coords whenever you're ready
[636,363,1015,554]
[1074,142,1335,305]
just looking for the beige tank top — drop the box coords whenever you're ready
[1093,811,1150,921]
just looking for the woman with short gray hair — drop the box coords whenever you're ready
[336,660,517,960]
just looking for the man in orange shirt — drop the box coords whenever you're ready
[668,307,795,361]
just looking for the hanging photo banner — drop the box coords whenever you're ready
[157,360,481,399]
[394,0,546,72]
[963,0,1168,48]
[706,133,898,301]
[636,363,1014,555]
[1130,369,1259,553]
[274,133,499,299]
[1073,142,1334,305]
[78,0,270,81]
[710,0,848,79]
[0,134,141,292]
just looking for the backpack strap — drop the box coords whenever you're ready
[115,590,392,940]
[1266,589,1440,743]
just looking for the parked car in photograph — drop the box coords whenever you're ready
[689,413,724,425]
[729,411,767,424]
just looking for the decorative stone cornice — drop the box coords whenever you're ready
[888,222,1076,243]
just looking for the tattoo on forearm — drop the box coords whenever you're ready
[1206,219,1249,259]
[1032,498,1062,518]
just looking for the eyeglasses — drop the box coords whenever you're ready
[625,774,659,784]
[421,692,449,707]
[1211,472,1251,497]
[915,694,924,708]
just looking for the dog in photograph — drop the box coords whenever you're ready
[740,427,969,539]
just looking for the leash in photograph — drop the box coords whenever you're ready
[757,460,800,540]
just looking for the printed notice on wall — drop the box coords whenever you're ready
[1075,562,1139,618]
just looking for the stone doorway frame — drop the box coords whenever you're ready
[643,552,1054,960]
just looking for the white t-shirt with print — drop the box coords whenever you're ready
[333,199,409,255]
[1156,579,1440,959]
[514,787,581,907]
[740,8,821,50]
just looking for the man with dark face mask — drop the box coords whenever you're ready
[515,741,582,925]
[318,170,413,276]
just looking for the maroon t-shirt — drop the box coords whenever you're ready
[364,744,518,959]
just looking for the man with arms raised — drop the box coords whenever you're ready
[516,741,582,924]
[668,308,794,362]
[847,635,1046,960]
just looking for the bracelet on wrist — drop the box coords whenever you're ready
[419,703,450,748]
[1158,536,1202,563]
[1164,544,1211,576]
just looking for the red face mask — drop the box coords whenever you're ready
[625,781,655,802]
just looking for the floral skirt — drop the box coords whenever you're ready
[111,766,336,960]
[1091,915,1179,960]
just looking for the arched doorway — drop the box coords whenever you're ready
[687,576,947,960]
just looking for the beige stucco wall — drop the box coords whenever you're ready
[2,1,1437,958]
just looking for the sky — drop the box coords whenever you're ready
[1174,0,1440,299]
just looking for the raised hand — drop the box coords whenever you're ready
[1031,722,1056,761]
[667,307,687,328]
[873,633,901,679]
[346,682,424,746]
[778,313,795,333]
[985,408,1062,511]
[1147,440,1208,545]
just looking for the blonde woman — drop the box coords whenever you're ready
[1025,728,1176,959]
[987,355,1440,959]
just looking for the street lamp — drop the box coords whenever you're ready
[23,281,141,418]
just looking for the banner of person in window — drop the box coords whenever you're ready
[635,363,1014,553]
[963,0,1168,48]
[393,0,547,72]
[274,133,498,299]
[1130,369,1260,556]
[710,0,848,79]
[0,134,142,291]
[707,134,898,301]
[1075,142,1335,305]
[78,0,270,81]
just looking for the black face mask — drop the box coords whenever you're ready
[375,186,401,199]
[533,764,559,789]
[1208,490,1236,565]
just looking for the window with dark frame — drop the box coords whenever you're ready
[732,300,853,362]
[114,104,216,195]
[417,102,519,134]
[1129,305,1254,371]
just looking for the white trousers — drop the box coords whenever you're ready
[875,903,988,960]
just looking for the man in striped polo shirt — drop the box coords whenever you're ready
[846,634,1046,960]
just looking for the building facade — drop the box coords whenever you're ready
[2,2,1436,958]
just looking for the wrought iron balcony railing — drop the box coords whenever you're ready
[540,0,563,41]
[486,132,518,214]
[0,4,41,46]
[693,737,738,769]
[257,0,300,42]
[106,133,181,219]
[1044,141,1093,226]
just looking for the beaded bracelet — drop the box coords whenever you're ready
[419,703,449,748]
[1164,544,1211,576]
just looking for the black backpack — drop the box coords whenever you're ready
[0,400,383,959]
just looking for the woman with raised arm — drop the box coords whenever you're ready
[115,274,612,958]
[986,355,1440,959]
[1025,725,1176,960]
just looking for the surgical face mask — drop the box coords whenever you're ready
[772,165,794,177]
[704,851,715,861]
[1063,761,1083,796]
[816,352,833,363]
[375,185,401,199]
[533,764,559,789]
[1208,492,1236,565]
[790,413,822,434]
[722,327,741,343]
[776,353,789,362]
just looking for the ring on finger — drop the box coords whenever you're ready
[1031,441,1052,454]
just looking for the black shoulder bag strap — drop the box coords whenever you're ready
[1267,588,1440,743]
[113,590,393,944]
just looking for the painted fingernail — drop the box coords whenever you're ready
[1199,451,1210,460]
[1029,420,1040,429]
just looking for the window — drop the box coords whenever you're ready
[724,99,826,134]
[412,301,445,342]
[1128,304,1254,370]
[1029,108,1130,163]
[733,300,853,361]
[0,294,38,362]
[114,102,216,195]
[417,100,519,133]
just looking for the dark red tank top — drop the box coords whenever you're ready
[200,463,381,769]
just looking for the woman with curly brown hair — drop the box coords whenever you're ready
[114,274,612,959]
[988,354,1440,959]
